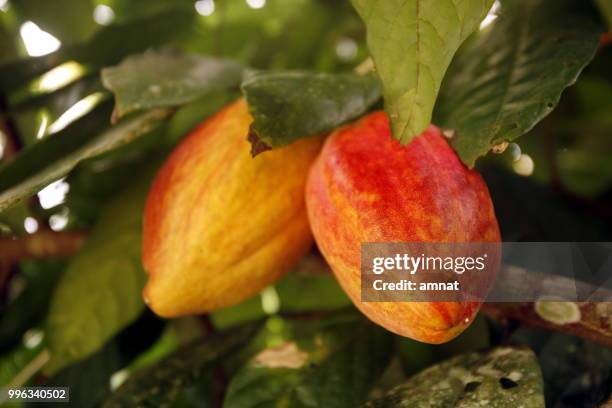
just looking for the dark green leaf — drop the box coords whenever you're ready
[274,254,350,312]
[351,0,493,144]
[510,328,612,408]
[0,102,113,193]
[44,174,154,374]
[242,71,380,151]
[435,0,602,167]
[0,8,195,92]
[397,314,491,376]
[211,254,350,329]
[481,165,612,241]
[224,312,393,408]
[39,341,128,408]
[364,347,545,408]
[37,312,165,408]
[103,324,259,408]
[0,261,64,351]
[0,339,45,387]
[11,75,103,116]
[102,50,244,120]
[0,102,172,212]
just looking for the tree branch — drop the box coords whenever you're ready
[483,302,612,348]
[0,230,87,262]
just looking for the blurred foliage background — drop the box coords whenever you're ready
[0,0,611,407]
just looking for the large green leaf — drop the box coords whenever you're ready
[0,103,171,212]
[224,311,393,408]
[364,347,545,408]
[44,174,154,374]
[350,0,493,144]
[242,71,381,152]
[102,50,244,120]
[435,0,602,167]
[0,8,194,93]
[103,324,259,408]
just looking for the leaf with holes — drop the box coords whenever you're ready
[224,311,393,408]
[242,71,381,153]
[435,0,602,167]
[102,50,244,120]
[44,174,154,374]
[364,347,545,408]
[350,0,493,144]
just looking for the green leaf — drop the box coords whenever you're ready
[224,312,393,408]
[397,314,490,377]
[435,0,602,167]
[0,103,171,212]
[510,328,612,407]
[350,0,493,143]
[0,338,45,387]
[274,254,351,312]
[44,175,154,374]
[0,8,195,92]
[11,75,103,116]
[364,347,545,408]
[103,324,259,408]
[482,165,612,241]
[102,50,244,120]
[211,254,350,329]
[242,71,381,152]
[0,261,65,350]
[40,341,129,408]
[39,312,165,408]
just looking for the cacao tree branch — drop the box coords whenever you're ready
[0,230,88,262]
[483,302,612,348]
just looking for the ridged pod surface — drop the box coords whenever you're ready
[306,111,500,343]
[143,99,322,317]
